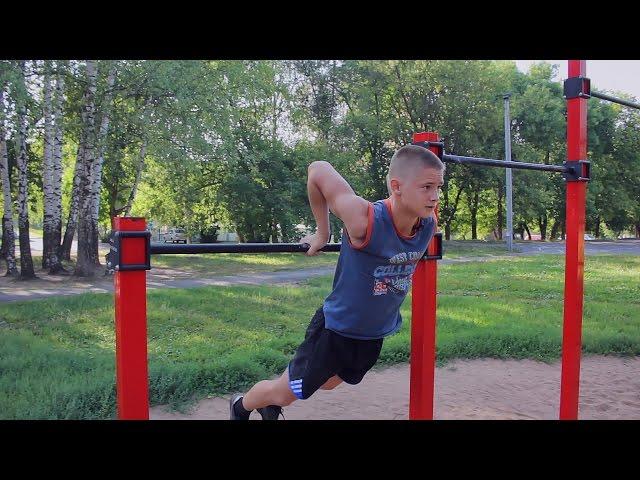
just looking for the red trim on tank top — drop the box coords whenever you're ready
[383,198,420,240]
[346,202,374,250]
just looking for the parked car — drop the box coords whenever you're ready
[584,234,595,240]
[164,228,188,244]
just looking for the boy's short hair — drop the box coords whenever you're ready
[386,144,445,192]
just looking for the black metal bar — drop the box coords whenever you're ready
[589,91,640,110]
[442,154,569,174]
[150,242,342,255]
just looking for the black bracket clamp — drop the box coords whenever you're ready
[563,160,591,182]
[422,232,443,260]
[563,77,591,100]
[412,140,444,160]
[106,230,152,272]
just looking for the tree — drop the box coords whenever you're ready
[510,63,565,240]
[0,78,19,276]
[89,61,117,263]
[124,60,233,237]
[60,61,90,261]
[48,61,67,273]
[14,61,36,279]
[40,60,65,273]
[74,60,98,277]
[605,104,640,237]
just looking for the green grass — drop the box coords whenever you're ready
[29,227,43,238]
[0,254,637,419]
[150,252,340,275]
[442,240,517,258]
[429,255,640,362]
[14,255,77,270]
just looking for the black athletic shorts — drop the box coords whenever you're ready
[287,306,384,400]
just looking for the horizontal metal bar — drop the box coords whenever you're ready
[590,91,640,110]
[150,242,342,255]
[442,154,569,174]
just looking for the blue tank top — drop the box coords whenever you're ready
[323,199,436,340]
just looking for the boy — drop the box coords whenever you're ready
[230,144,445,420]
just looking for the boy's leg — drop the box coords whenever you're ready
[231,372,342,420]
[319,375,343,390]
[241,373,342,410]
[230,306,339,420]
[241,368,298,411]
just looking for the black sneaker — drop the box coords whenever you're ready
[257,405,285,420]
[229,394,250,420]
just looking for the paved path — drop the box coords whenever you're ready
[0,266,339,303]
[515,239,640,255]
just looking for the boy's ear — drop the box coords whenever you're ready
[390,178,401,195]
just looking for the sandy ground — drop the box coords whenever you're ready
[150,355,640,420]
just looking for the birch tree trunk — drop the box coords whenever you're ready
[59,143,83,260]
[121,139,147,216]
[0,87,19,276]
[89,63,116,266]
[48,61,66,273]
[60,59,88,262]
[120,98,151,217]
[74,60,98,277]
[16,61,36,279]
[42,60,56,269]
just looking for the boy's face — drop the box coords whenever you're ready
[393,166,444,218]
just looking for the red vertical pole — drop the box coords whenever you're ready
[113,216,149,420]
[409,131,440,420]
[560,61,588,420]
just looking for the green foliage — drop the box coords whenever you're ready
[3,59,639,260]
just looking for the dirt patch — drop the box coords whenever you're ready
[150,355,640,420]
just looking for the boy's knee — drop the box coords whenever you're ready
[276,387,297,406]
[273,378,298,405]
[281,395,297,407]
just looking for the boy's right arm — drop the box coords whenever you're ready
[302,161,369,255]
